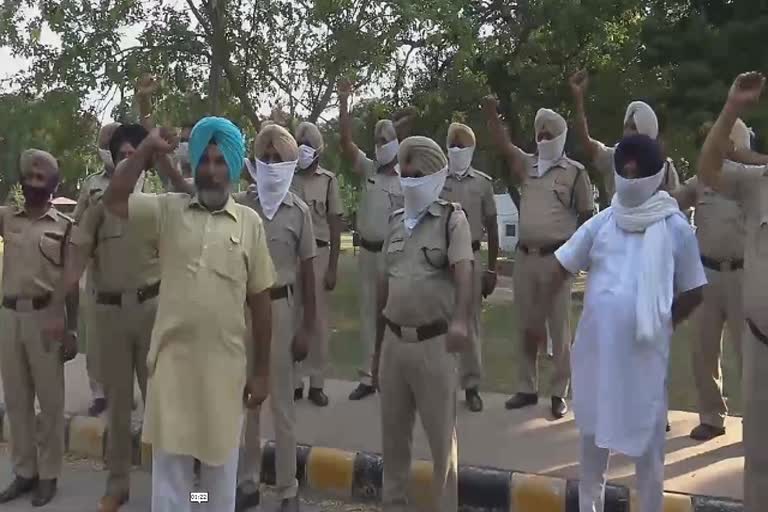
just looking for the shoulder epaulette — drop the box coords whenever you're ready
[389,207,405,220]
[470,168,493,181]
[316,167,336,178]
[563,156,585,171]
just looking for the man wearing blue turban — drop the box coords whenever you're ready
[102,118,277,512]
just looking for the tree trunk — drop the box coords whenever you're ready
[208,0,225,115]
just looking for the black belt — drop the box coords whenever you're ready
[96,281,161,306]
[747,318,768,348]
[269,284,293,301]
[385,318,448,342]
[2,293,51,311]
[316,239,329,248]
[360,238,384,253]
[472,240,481,252]
[701,255,744,272]
[518,241,566,256]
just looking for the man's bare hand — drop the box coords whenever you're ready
[60,331,78,363]
[481,95,500,116]
[569,70,589,97]
[292,325,311,362]
[244,376,269,409]
[446,319,470,353]
[727,72,765,112]
[146,127,178,154]
[43,306,66,345]
[324,266,337,291]
[136,73,160,97]
[481,270,497,298]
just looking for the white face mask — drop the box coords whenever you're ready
[98,148,114,171]
[297,144,318,170]
[252,158,298,220]
[535,131,567,177]
[447,146,474,177]
[375,139,399,166]
[400,167,449,232]
[614,165,666,208]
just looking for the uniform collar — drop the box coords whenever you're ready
[532,155,569,170]
[189,194,239,221]
[426,201,444,217]
[14,204,58,221]
[449,168,474,182]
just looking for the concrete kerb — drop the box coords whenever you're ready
[0,407,744,511]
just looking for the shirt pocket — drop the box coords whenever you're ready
[97,218,124,242]
[552,173,573,209]
[208,234,247,283]
[386,237,406,267]
[39,231,66,267]
[421,242,448,270]
[268,233,296,272]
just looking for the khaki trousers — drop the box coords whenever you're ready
[239,293,299,499]
[0,308,64,479]
[294,246,330,389]
[379,328,458,512]
[357,247,387,386]
[92,294,156,496]
[458,254,484,390]
[743,323,768,512]
[691,267,743,428]
[513,250,572,398]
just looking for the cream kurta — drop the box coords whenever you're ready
[128,192,276,466]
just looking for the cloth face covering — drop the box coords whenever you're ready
[400,167,449,232]
[614,167,666,208]
[189,117,245,183]
[253,159,298,220]
[448,146,474,177]
[297,144,317,170]
[376,139,399,166]
[536,132,567,177]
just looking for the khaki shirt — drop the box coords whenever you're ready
[234,188,316,286]
[382,201,474,327]
[440,168,497,244]
[675,177,745,260]
[712,161,768,333]
[594,142,680,197]
[128,192,276,466]
[73,170,146,222]
[516,152,594,246]
[0,205,77,298]
[354,149,403,242]
[291,166,343,243]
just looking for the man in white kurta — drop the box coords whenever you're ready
[545,134,706,512]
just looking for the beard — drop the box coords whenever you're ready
[195,174,230,211]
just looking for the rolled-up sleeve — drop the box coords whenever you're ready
[447,209,474,265]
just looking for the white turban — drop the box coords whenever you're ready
[534,109,567,138]
[295,122,324,152]
[375,120,397,143]
[446,123,476,148]
[624,101,659,139]
[730,118,751,150]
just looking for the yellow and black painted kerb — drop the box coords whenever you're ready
[0,407,746,511]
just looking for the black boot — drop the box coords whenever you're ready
[551,396,568,419]
[235,483,260,512]
[349,383,376,401]
[89,397,107,417]
[308,387,329,407]
[465,388,483,412]
[294,385,304,401]
[31,478,56,507]
[505,392,538,410]
[0,475,38,503]
[280,495,301,511]
[689,423,726,441]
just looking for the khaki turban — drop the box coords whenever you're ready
[399,136,447,176]
[534,108,567,138]
[20,149,58,174]
[98,122,121,149]
[295,122,325,152]
[253,124,299,162]
[375,119,397,143]
[446,123,476,148]
[624,101,659,139]
[730,118,751,150]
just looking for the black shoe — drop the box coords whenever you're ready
[690,423,726,441]
[505,392,538,410]
[666,422,671,432]
[89,397,107,417]
[0,475,38,503]
[235,484,260,512]
[349,383,376,401]
[280,495,300,512]
[31,479,56,507]
[308,387,329,407]
[465,388,483,412]
[551,396,568,419]
[294,386,304,401]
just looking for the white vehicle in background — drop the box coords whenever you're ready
[494,193,519,253]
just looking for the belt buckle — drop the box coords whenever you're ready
[401,326,419,343]
[529,246,541,256]
[16,299,34,313]
[720,260,732,272]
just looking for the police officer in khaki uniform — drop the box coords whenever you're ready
[0,150,79,507]
[74,122,121,417]
[290,121,343,406]
[47,125,192,512]
[374,136,473,512]
[440,122,499,412]
[698,72,768,512]
[569,70,680,200]
[236,124,317,512]
[483,96,594,419]
[338,79,406,401]
[672,119,751,442]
